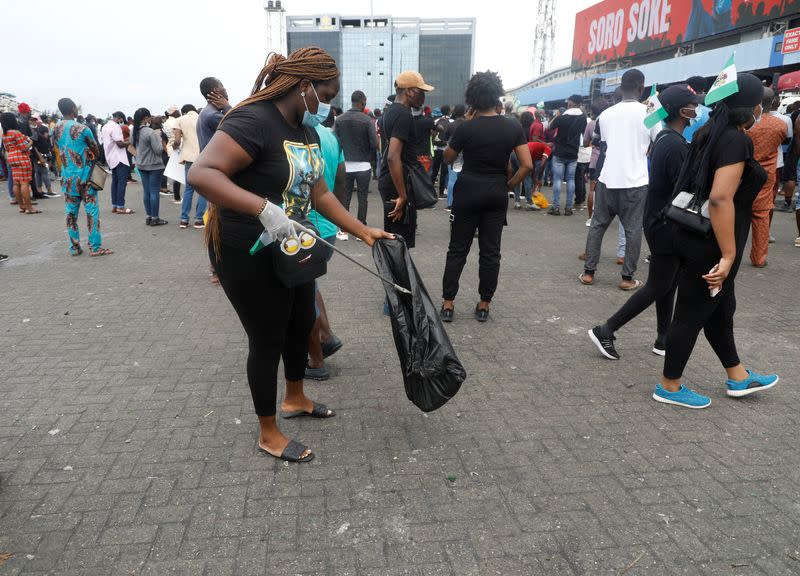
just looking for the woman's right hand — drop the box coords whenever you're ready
[388,196,406,222]
[702,257,733,290]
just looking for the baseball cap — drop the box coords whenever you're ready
[395,70,434,92]
[659,85,704,116]
[18,102,31,114]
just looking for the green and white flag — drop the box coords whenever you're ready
[644,85,667,129]
[705,53,738,105]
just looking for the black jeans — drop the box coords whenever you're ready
[344,169,371,225]
[211,242,316,416]
[431,148,449,195]
[605,253,679,340]
[663,231,741,379]
[575,162,589,206]
[380,184,417,249]
[442,172,507,302]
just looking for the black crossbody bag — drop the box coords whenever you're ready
[662,131,712,237]
[270,127,330,288]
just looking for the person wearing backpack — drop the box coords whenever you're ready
[588,85,701,360]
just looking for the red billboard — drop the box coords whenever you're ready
[572,0,798,70]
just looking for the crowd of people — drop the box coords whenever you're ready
[1,44,796,458]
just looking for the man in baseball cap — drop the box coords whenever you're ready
[394,70,434,93]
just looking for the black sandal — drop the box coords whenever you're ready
[440,306,454,323]
[474,304,489,323]
[281,402,335,419]
[258,439,314,463]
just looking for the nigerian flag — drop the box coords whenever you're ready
[644,85,667,129]
[705,53,738,106]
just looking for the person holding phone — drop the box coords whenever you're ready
[653,73,779,409]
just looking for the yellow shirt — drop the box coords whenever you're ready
[175,111,200,163]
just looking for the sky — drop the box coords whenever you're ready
[4,0,598,117]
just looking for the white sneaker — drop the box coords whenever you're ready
[514,202,521,210]
[336,230,349,241]
[585,218,592,227]
[768,235,776,244]
[794,237,800,247]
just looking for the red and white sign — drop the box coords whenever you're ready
[572,0,796,70]
[783,28,800,55]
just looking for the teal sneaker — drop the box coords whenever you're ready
[726,369,779,398]
[652,384,711,409]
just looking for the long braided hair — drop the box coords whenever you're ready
[206,46,339,257]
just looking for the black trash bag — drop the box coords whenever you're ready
[372,236,466,412]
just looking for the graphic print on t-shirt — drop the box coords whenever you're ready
[282,140,323,218]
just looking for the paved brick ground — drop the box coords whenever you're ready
[0,181,798,576]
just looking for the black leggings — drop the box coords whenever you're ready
[605,253,679,339]
[663,231,741,379]
[442,172,507,302]
[211,242,315,416]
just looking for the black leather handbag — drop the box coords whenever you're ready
[406,163,438,209]
[665,190,712,237]
[271,217,328,288]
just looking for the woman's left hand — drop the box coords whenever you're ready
[358,227,394,247]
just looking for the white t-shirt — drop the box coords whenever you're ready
[597,100,660,189]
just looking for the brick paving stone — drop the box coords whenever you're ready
[1,183,799,575]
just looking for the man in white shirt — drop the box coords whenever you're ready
[172,104,203,229]
[580,69,660,291]
[101,111,134,214]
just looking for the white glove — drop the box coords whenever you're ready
[257,200,297,245]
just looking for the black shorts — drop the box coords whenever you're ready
[588,167,597,181]
[782,152,797,182]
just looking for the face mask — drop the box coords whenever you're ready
[680,107,698,125]
[411,107,422,117]
[302,83,331,127]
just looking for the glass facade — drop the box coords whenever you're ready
[341,28,392,112]
[286,17,474,113]
[287,31,343,109]
[419,34,473,109]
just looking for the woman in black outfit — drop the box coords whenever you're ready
[652,73,779,409]
[188,48,391,462]
[588,85,702,360]
[440,71,532,322]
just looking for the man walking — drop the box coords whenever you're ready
[172,104,203,229]
[547,94,587,215]
[101,112,134,214]
[747,88,787,267]
[334,90,378,236]
[580,69,659,290]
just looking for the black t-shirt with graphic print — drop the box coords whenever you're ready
[217,100,322,249]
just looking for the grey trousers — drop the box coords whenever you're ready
[584,182,647,279]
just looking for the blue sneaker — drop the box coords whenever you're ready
[652,384,711,409]
[726,369,779,398]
